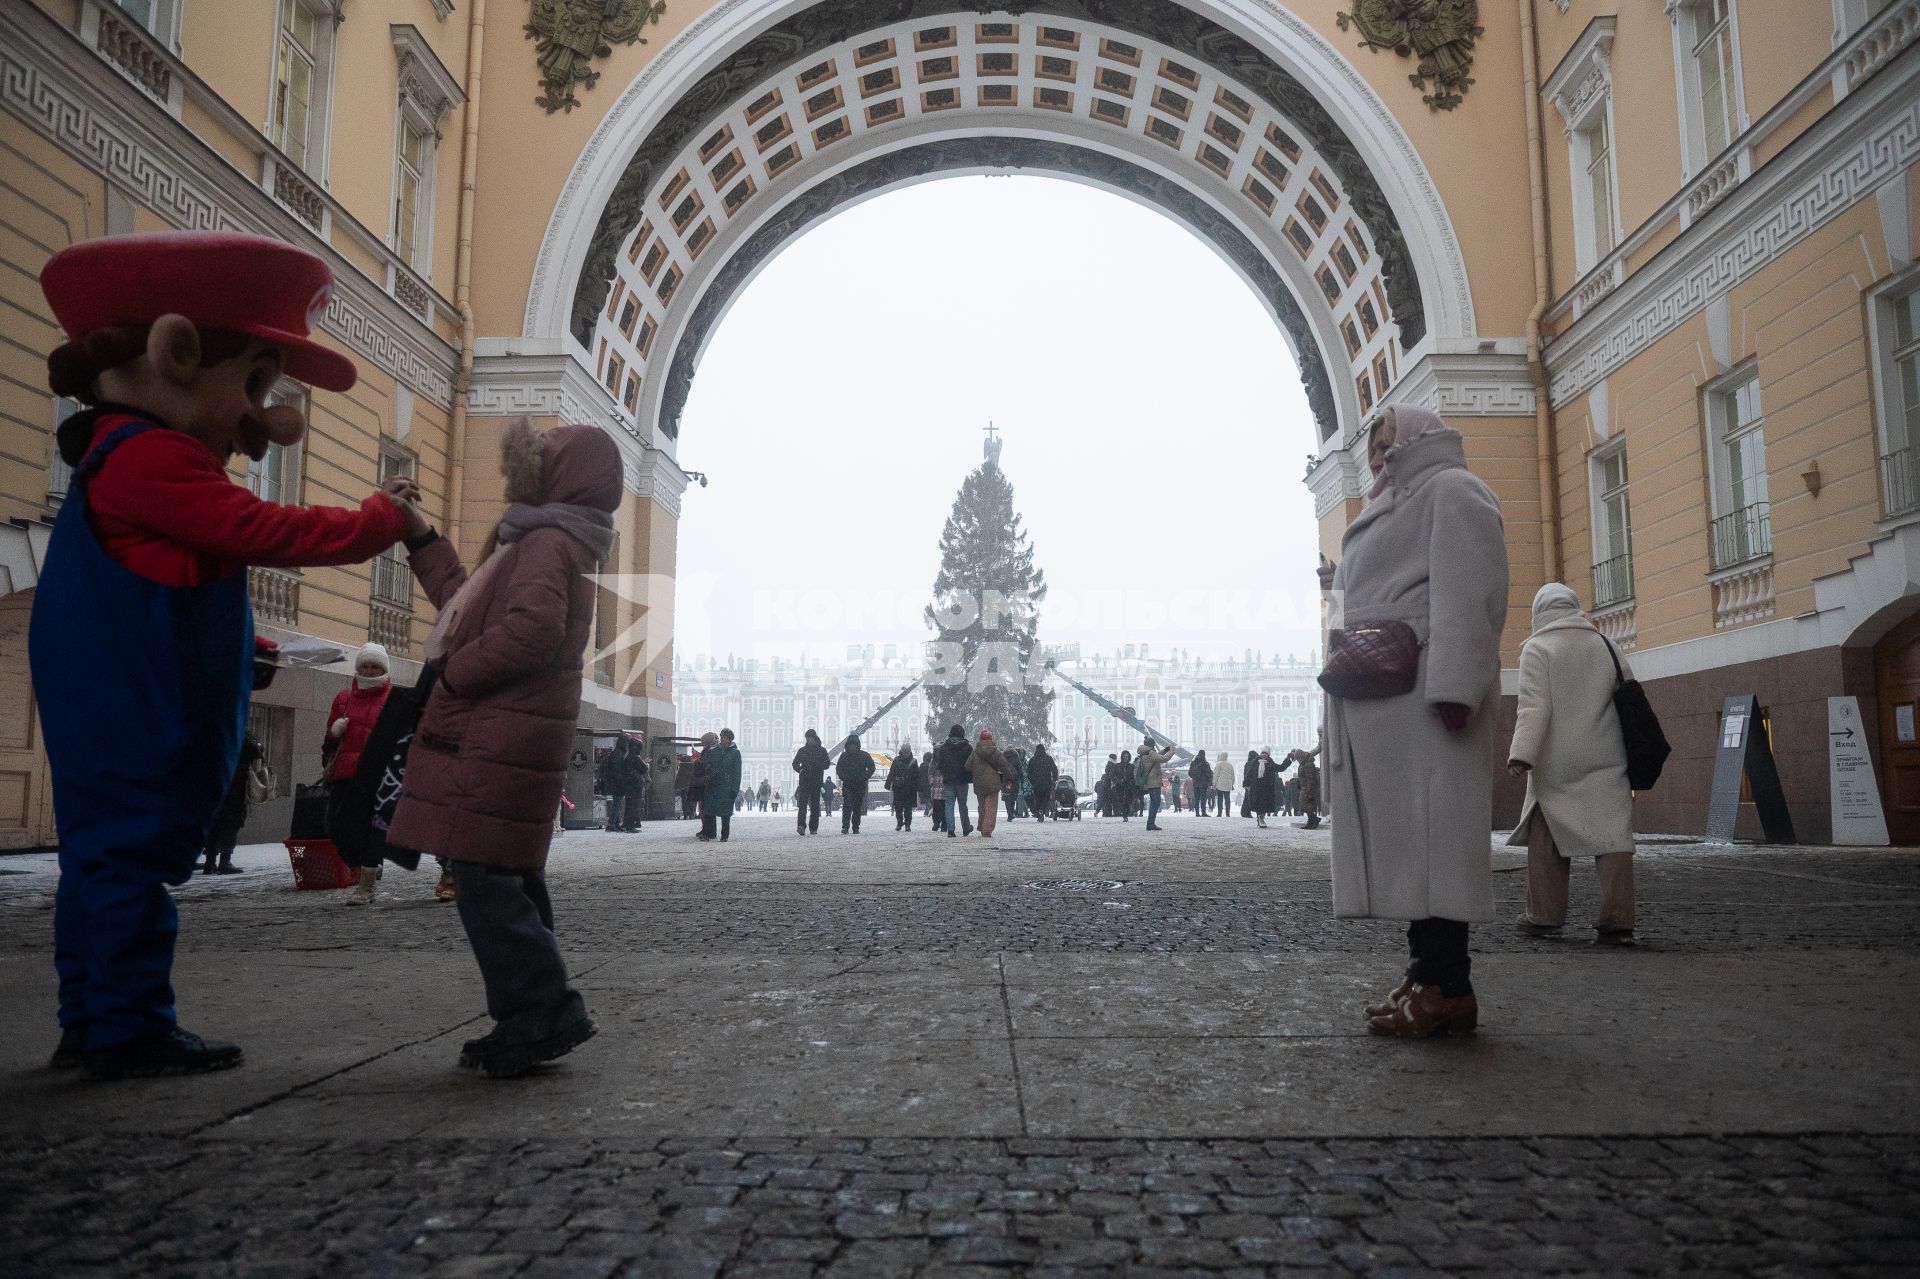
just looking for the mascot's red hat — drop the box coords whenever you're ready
[39,231,357,391]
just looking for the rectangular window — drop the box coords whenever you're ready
[393,113,429,267]
[372,448,415,608]
[1583,113,1615,260]
[1590,444,1633,606]
[1693,0,1735,157]
[272,0,324,169]
[249,385,307,505]
[49,396,80,500]
[1879,284,1920,516]
[1709,372,1770,567]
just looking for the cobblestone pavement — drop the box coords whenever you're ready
[2,816,1916,1275]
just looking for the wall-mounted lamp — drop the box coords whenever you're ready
[642,445,709,489]
[1800,459,1822,498]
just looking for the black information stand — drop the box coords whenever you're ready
[1703,694,1797,844]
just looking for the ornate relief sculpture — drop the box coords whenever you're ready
[1336,0,1483,111]
[525,0,667,113]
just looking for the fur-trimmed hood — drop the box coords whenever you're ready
[501,418,621,513]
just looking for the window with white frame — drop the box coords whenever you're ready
[247,385,306,505]
[1706,370,1771,568]
[371,445,415,608]
[1875,280,1920,517]
[1671,0,1745,173]
[392,112,431,268]
[49,396,80,500]
[1590,443,1634,606]
[270,0,334,172]
[1580,113,1618,263]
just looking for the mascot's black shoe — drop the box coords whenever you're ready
[84,1027,243,1080]
[467,1016,597,1080]
[50,1025,87,1069]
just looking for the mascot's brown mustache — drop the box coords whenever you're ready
[234,402,307,461]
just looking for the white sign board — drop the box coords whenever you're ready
[1828,696,1889,846]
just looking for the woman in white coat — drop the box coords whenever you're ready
[1506,583,1637,944]
[1325,405,1508,1038]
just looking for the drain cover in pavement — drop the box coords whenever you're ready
[1024,878,1125,891]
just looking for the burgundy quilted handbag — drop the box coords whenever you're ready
[1317,621,1424,699]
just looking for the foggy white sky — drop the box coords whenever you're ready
[672,176,1324,668]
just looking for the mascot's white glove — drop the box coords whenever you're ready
[329,717,350,738]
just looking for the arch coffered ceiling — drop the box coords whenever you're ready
[526,1,1478,447]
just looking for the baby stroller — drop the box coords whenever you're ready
[1052,776,1081,821]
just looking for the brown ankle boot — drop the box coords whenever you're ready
[1365,962,1417,1019]
[1367,983,1479,1038]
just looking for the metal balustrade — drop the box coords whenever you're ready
[1592,552,1634,609]
[1709,502,1771,569]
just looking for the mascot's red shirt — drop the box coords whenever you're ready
[83,414,405,586]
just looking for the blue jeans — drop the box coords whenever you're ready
[1146,789,1161,826]
[604,794,623,829]
[944,787,972,834]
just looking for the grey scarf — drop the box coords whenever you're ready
[498,500,615,561]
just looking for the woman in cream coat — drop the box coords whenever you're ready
[1325,405,1508,1038]
[1506,583,1637,944]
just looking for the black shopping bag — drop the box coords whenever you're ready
[288,779,332,841]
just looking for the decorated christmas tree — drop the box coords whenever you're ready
[923,427,1055,749]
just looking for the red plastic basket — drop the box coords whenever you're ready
[283,838,358,891]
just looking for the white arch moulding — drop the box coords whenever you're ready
[518,1,1480,459]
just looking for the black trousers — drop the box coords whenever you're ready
[892,794,914,828]
[842,784,868,832]
[701,810,731,840]
[1407,918,1473,997]
[451,861,586,1040]
[795,783,822,833]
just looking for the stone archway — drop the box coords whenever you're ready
[522,2,1480,459]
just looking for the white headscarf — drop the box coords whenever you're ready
[1530,581,1583,631]
[1365,404,1449,500]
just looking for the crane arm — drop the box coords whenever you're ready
[828,677,923,760]
[1044,663,1192,762]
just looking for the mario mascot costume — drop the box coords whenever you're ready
[30,232,414,1080]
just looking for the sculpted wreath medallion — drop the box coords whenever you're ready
[1336,0,1484,111]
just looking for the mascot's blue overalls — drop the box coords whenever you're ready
[30,420,252,1053]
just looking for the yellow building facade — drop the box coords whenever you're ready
[0,0,1915,846]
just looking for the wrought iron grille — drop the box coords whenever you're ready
[1709,501,1771,570]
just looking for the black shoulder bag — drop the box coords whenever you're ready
[1598,634,1670,791]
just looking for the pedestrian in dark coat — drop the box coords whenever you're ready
[937,725,973,837]
[617,738,647,832]
[1189,751,1214,818]
[603,737,631,832]
[837,734,876,833]
[886,744,920,830]
[1027,745,1059,821]
[202,733,264,875]
[688,735,715,831]
[1096,754,1117,816]
[702,729,742,842]
[920,750,938,823]
[1240,751,1259,818]
[1249,748,1290,827]
[386,419,615,1078]
[792,729,829,835]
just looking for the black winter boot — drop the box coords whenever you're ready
[84,1027,243,1080]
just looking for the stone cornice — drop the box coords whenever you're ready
[1305,448,1364,519]
[1545,43,1920,407]
[0,2,459,404]
[1384,350,1538,420]
[1541,16,1616,134]
[465,351,665,503]
[390,24,465,134]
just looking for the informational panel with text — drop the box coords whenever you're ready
[1827,695,1889,846]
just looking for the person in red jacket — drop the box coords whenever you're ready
[323,640,394,905]
[30,231,416,1080]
